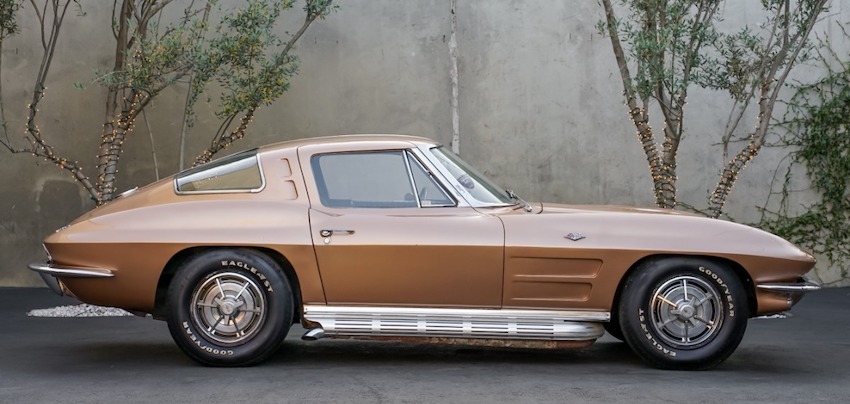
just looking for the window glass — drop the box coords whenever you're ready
[429,147,513,205]
[407,152,455,207]
[312,151,417,208]
[175,149,263,193]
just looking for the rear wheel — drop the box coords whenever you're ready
[166,249,293,366]
[618,257,748,370]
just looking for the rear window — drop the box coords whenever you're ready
[175,149,264,194]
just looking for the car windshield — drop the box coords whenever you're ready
[429,146,514,206]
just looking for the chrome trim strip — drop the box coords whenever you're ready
[402,150,421,208]
[412,145,471,207]
[28,263,114,278]
[406,150,458,207]
[757,282,821,293]
[303,305,608,341]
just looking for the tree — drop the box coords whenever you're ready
[758,28,850,284]
[0,0,334,205]
[599,0,828,217]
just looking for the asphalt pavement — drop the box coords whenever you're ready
[2,287,849,403]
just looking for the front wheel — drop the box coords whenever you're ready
[166,249,294,366]
[618,257,749,370]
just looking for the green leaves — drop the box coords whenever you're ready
[605,0,722,102]
[0,0,19,41]
[759,33,850,279]
[188,0,335,123]
[93,1,210,99]
[191,0,296,120]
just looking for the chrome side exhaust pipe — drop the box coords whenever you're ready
[302,327,325,341]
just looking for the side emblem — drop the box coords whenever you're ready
[565,232,586,241]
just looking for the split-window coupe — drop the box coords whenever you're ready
[30,135,819,369]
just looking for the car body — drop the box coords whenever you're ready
[30,134,819,369]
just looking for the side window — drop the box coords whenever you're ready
[312,151,417,208]
[407,152,456,207]
[175,149,263,194]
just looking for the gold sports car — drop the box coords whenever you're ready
[29,135,819,369]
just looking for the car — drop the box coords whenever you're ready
[29,134,819,369]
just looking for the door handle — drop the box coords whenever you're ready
[319,229,355,237]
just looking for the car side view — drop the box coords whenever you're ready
[29,135,819,369]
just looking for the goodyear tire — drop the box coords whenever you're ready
[618,257,748,370]
[166,249,293,366]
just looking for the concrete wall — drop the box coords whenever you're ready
[2,0,848,287]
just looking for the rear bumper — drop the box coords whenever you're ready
[28,262,114,296]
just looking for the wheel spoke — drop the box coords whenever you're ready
[692,316,715,328]
[207,314,224,334]
[215,278,225,299]
[234,280,251,300]
[655,294,678,308]
[683,278,689,300]
[232,315,244,337]
[696,295,713,305]
[658,317,677,329]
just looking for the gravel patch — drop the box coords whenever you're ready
[27,304,133,317]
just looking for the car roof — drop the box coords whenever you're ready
[258,134,439,153]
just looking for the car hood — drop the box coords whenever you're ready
[499,202,813,264]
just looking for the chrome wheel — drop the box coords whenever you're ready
[190,272,266,346]
[649,275,723,348]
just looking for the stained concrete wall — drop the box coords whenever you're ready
[1,0,848,287]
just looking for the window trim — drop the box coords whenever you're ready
[173,150,266,195]
[310,149,459,209]
[405,150,457,208]
[402,150,421,208]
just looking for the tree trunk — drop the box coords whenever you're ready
[99,99,139,203]
[601,0,675,209]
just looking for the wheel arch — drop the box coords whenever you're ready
[610,254,757,319]
[153,246,303,322]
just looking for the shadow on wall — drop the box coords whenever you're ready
[37,179,85,234]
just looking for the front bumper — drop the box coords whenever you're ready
[756,282,821,293]
[756,281,821,313]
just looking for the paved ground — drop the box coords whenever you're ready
[2,287,849,403]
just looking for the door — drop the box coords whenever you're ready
[300,145,504,308]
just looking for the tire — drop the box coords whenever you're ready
[166,249,294,366]
[618,257,748,370]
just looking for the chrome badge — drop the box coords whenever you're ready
[565,232,585,241]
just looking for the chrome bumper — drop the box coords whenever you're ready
[756,282,821,293]
[28,263,114,296]
[28,263,114,278]
[756,281,821,311]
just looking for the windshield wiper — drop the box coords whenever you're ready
[506,189,532,212]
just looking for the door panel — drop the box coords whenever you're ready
[310,208,504,307]
[298,142,505,308]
